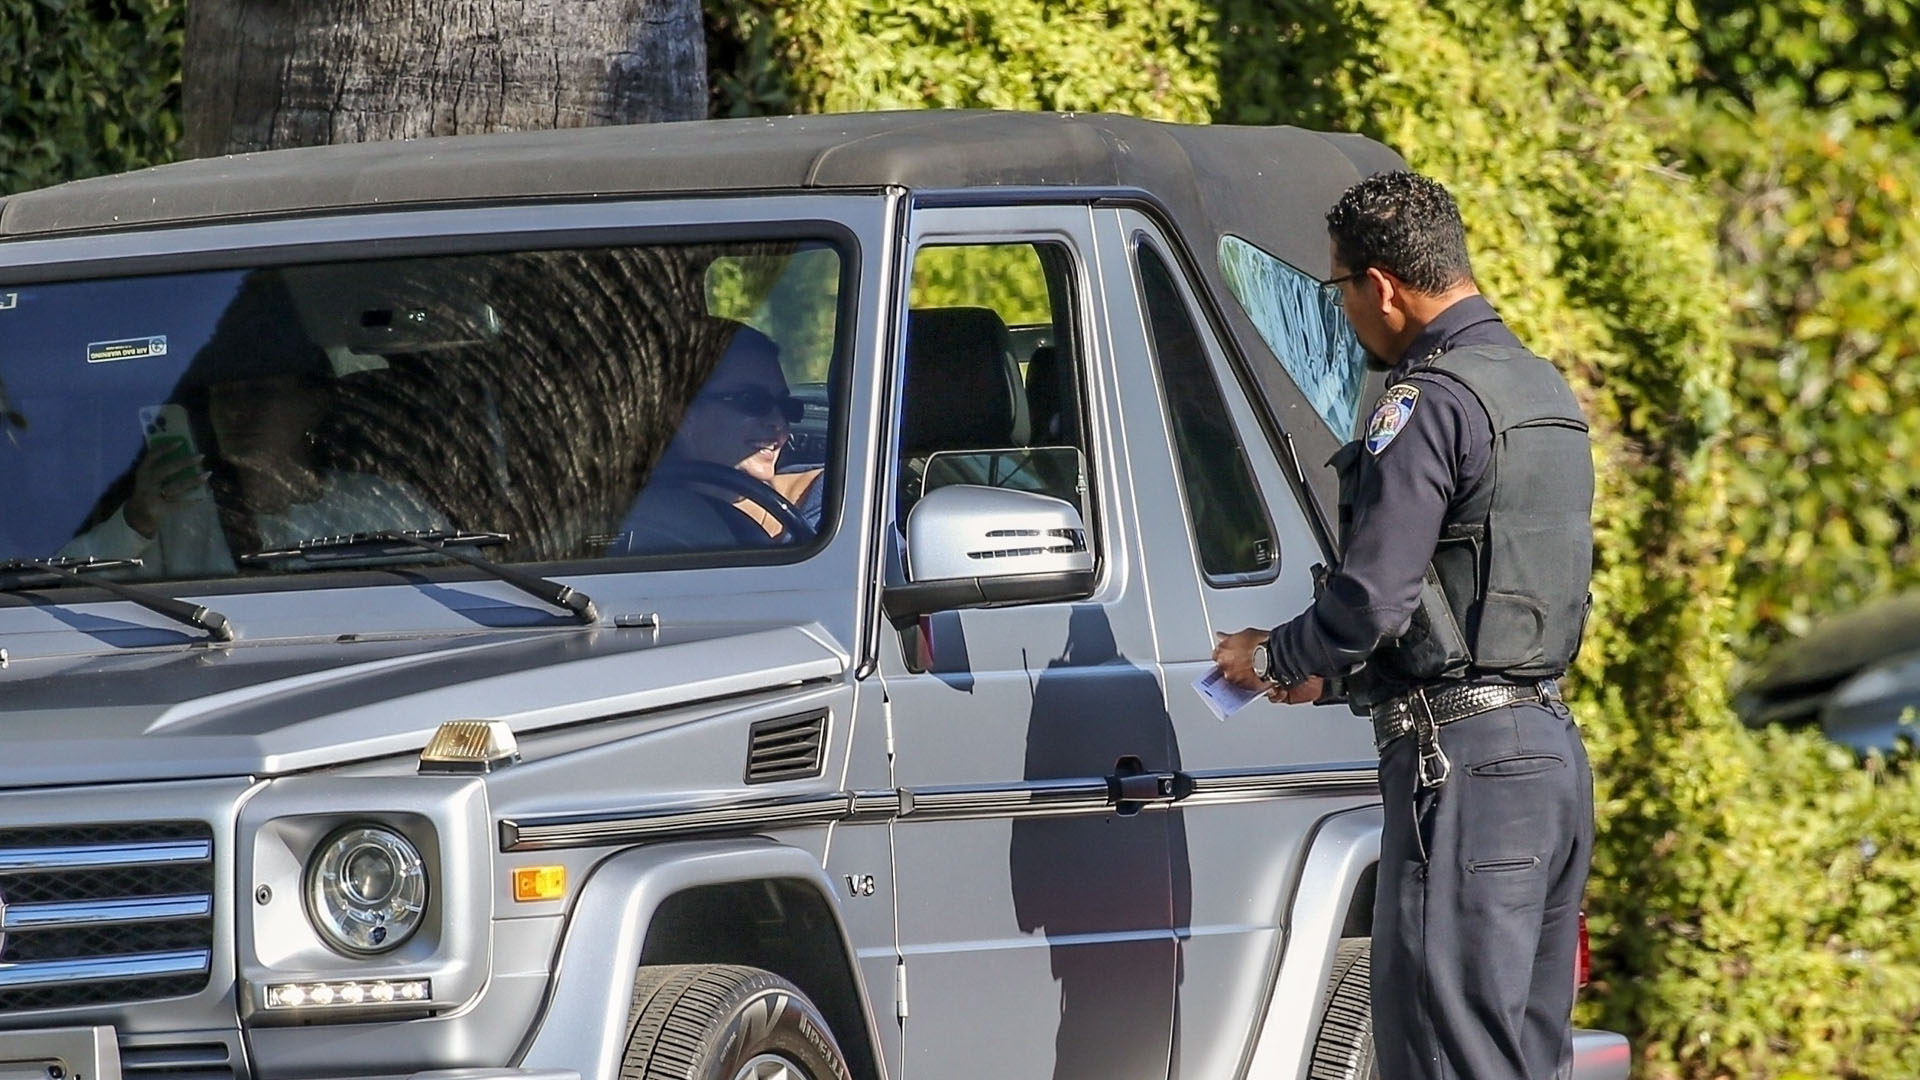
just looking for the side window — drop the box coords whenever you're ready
[1218,233,1369,440]
[897,241,1090,526]
[1136,241,1277,580]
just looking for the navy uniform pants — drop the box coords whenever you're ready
[1372,699,1594,1080]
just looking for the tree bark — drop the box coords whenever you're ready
[182,0,707,158]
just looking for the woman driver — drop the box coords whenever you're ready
[614,322,823,551]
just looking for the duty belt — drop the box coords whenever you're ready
[1370,679,1561,789]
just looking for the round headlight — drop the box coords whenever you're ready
[306,826,428,955]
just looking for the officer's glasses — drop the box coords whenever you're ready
[701,386,805,423]
[1319,268,1369,298]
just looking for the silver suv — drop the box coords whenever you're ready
[0,111,1628,1080]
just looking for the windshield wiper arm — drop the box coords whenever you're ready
[239,531,598,624]
[0,557,234,642]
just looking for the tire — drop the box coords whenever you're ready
[621,964,855,1080]
[1308,938,1380,1080]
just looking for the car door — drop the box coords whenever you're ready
[1095,212,1382,1077]
[874,204,1178,1080]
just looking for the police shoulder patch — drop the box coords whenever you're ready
[1364,384,1421,455]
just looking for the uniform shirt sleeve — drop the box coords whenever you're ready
[1267,374,1481,684]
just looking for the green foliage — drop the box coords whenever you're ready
[1612,724,1920,1079]
[909,243,1051,326]
[1688,0,1920,128]
[706,0,1218,120]
[0,0,184,197]
[1664,93,1920,659]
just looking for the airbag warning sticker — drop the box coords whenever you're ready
[87,336,168,364]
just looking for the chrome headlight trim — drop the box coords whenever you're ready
[303,825,429,956]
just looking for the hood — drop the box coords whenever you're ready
[0,621,846,788]
[1735,589,1920,730]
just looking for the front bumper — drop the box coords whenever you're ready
[0,1029,579,1080]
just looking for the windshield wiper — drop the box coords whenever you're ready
[0,557,235,642]
[239,531,598,624]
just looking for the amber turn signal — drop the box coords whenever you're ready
[512,865,567,903]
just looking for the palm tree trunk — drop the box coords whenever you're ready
[182,0,706,157]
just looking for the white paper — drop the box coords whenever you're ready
[1193,665,1263,721]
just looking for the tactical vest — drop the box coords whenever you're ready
[1339,344,1594,689]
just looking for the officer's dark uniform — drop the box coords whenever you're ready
[1263,295,1596,1080]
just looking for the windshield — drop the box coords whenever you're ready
[0,238,846,582]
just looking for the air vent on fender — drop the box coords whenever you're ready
[746,710,828,784]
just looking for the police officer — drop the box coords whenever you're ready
[1214,170,1596,1080]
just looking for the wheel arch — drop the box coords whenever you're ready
[516,837,884,1080]
[640,878,877,1080]
[1238,804,1382,1079]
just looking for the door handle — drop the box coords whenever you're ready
[1107,755,1190,815]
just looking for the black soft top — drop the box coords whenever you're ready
[0,110,1398,273]
[1,109,1405,521]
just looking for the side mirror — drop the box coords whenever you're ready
[881,485,1095,629]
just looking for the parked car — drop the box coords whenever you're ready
[1736,589,1920,756]
[0,110,1627,1080]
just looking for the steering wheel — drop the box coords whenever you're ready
[647,461,817,544]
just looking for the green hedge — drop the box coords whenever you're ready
[1666,93,1920,659]
[1690,0,1919,128]
[0,0,182,198]
[708,0,1217,120]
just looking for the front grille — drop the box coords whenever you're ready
[0,821,214,1011]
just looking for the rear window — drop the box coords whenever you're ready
[1218,234,1368,439]
[0,238,847,582]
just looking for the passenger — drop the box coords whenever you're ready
[62,373,441,577]
[611,322,823,552]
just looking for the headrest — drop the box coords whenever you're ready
[902,306,1029,457]
[1024,343,1063,441]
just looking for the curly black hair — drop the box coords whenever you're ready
[1325,170,1473,295]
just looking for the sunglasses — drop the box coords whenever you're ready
[701,386,805,423]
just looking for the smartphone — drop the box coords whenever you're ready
[137,403,208,497]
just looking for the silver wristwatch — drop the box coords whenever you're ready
[1251,639,1274,683]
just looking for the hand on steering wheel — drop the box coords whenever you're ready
[647,461,817,543]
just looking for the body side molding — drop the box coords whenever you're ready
[500,764,1379,852]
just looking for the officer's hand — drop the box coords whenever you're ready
[1266,676,1325,705]
[1211,627,1269,691]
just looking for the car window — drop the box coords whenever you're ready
[1217,233,1368,440]
[1137,241,1277,580]
[896,241,1092,528]
[0,238,848,581]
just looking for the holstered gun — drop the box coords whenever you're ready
[1344,565,1474,712]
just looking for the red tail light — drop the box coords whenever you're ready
[1575,910,1592,990]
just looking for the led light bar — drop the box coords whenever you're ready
[264,978,431,1009]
